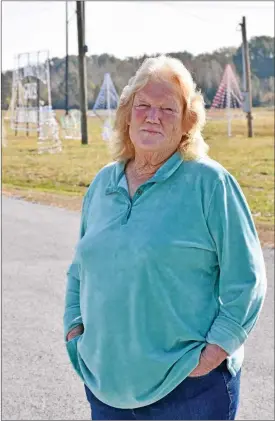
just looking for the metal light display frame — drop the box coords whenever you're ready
[10,50,62,153]
[208,64,245,137]
[2,122,7,148]
[60,109,81,140]
[92,73,119,141]
[10,50,52,135]
[37,107,62,154]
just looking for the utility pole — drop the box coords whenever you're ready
[65,0,69,115]
[240,16,253,137]
[76,0,88,144]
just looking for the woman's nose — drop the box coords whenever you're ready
[146,107,161,122]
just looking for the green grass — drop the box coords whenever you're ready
[2,108,274,227]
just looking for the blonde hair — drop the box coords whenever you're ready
[109,55,209,161]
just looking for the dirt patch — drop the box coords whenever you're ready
[2,188,82,212]
[2,188,274,248]
[255,222,274,249]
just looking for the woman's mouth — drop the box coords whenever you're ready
[142,129,161,134]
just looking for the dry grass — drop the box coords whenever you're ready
[2,108,274,246]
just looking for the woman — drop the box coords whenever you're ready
[64,56,267,420]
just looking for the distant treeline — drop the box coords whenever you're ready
[1,36,274,110]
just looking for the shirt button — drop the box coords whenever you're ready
[136,188,142,195]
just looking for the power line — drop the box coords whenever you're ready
[68,3,76,23]
[161,1,214,25]
[159,2,239,30]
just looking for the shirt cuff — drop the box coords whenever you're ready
[206,314,248,356]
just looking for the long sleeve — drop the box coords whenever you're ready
[205,173,267,356]
[63,189,90,340]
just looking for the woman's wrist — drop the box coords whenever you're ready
[200,343,228,369]
[66,324,84,341]
[188,343,228,377]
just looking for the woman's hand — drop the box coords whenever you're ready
[66,324,84,342]
[188,344,228,377]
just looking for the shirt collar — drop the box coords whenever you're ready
[106,150,183,195]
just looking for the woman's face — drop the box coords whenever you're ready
[129,79,184,154]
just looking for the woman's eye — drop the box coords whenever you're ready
[136,104,149,109]
[160,107,174,114]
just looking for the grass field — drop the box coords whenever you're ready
[2,108,274,246]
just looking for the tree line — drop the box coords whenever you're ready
[1,36,274,110]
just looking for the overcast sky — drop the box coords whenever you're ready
[2,1,274,71]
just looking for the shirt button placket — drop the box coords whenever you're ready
[122,203,132,225]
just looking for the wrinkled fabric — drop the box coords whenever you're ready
[84,361,241,420]
[64,151,266,409]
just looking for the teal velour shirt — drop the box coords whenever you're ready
[64,151,267,409]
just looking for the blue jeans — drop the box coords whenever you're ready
[84,361,241,420]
